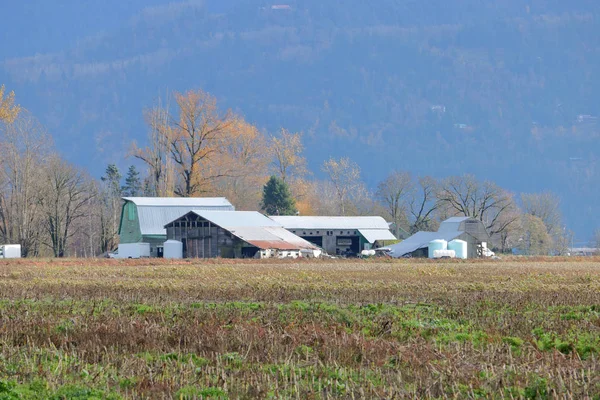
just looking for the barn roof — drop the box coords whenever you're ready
[123,197,234,236]
[168,211,318,251]
[358,229,397,243]
[269,216,390,230]
[386,231,464,258]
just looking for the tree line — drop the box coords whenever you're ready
[0,86,590,256]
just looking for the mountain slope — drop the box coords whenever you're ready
[1,0,599,239]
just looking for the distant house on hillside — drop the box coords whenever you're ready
[118,197,234,257]
[387,217,491,259]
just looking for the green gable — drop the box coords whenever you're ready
[118,201,142,243]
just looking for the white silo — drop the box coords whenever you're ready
[448,239,468,259]
[428,239,447,258]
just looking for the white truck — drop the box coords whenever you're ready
[116,243,151,259]
[0,244,21,258]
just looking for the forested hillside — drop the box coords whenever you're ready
[1,0,598,239]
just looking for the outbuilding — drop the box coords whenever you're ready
[269,216,397,256]
[118,197,234,257]
[386,217,491,258]
[165,211,320,259]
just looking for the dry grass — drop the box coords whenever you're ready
[1,257,600,399]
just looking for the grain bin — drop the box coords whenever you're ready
[163,240,183,259]
[448,239,468,259]
[428,239,447,258]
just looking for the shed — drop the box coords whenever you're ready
[165,211,319,259]
[269,216,396,256]
[387,217,491,259]
[118,197,234,257]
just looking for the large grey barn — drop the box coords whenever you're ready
[165,210,319,259]
[387,217,491,258]
[269,216,397,256]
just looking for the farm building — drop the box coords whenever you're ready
[386,217,491,259]
[165,211,320,259]
[118,197,234,257]
[269,216,397,256]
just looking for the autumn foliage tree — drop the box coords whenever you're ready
[0,85,20,123]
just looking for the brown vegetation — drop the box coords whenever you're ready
[1,258,600,398]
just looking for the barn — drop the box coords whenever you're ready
[118,197,234,257]
[387,217,491,258]
[165,210,320,259]
[269,216,397,256]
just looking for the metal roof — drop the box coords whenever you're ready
[123,197,233,207]
[270,216,390,230]
[387,231,464,258]
[189,210,280,229]
[437,216,471,233]
[358,229,397,243]
[124,197,234,236]
[171,211,318,251]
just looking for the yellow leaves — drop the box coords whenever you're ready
[271,129,307,182]
[0,85,20,124]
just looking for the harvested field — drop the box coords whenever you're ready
[1,257,600,399]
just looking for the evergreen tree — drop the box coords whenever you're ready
[122,165,142,197]
[101,164,122,197]
[261,175,297,216]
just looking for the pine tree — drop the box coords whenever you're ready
[122,165,142,197]
[101,164,122,197]
[261,175,297,216]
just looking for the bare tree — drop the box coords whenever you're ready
[40,156,96,257]
[595,229,600,252]
[132,97,175,197]
[521,192,563,236]
[409,176,439,233]
[0,112,51,256]
[436,174,519,242]
[271,129,307,182]
[168,90,235,196]
[322,157,363,216]
[376,171,412,236]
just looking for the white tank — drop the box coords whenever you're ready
[163,240,183,259]
[448,239,468,259]
[428,239,447,258]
